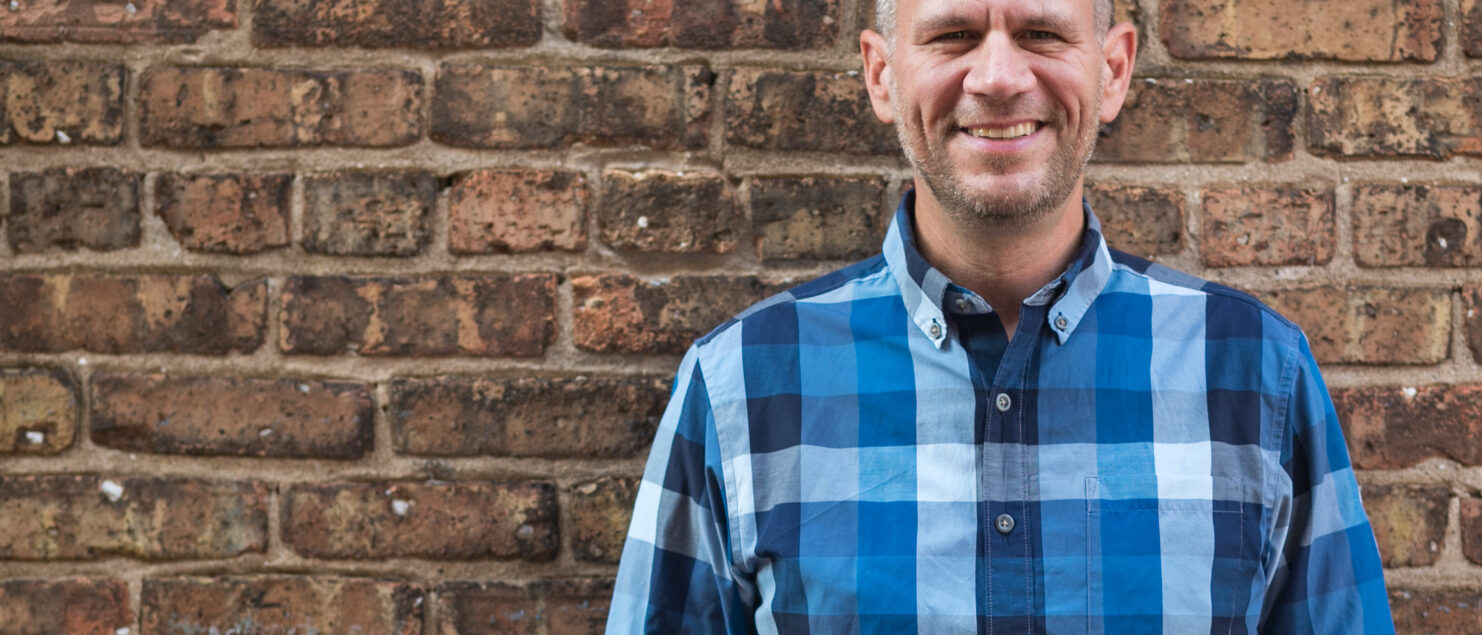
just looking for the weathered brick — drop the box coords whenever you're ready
[156,172,292,254]
[433,64,711,150]
[1201,187,1334,267]
[1467,0,1482,57]
[279,275,556,357]
[1098,78,1297,163]
[448,169,589,254]
[1160,0,1442,62]
[1260,286,1449,365]
[563,0,838,48]
[0,274,267,355]
[8,168,140,252]
[437,579,612,634]
[751,176,890,261]
[572,275,782,354]
[390,376,665,458]
[0,0,234,43]
[599,171,741,254]
[0,475,267,559]
[255,0,537,48]
[1353,184,1482,267]
[1390,589,1482,633]
[0,368,76,455]
[91,374,373,458]
[282,481,557,560]
[1362,484,1449,567]
[1309,78,1482,159]
[142,577,422,635]
[726,69,897,153]
[1,61,124,145]
[0,578,132,634]
[303,172,436,256]
[1084,183,1184,258]
[1461,499,1482,564]
[1333,385,1482,468]
[568,477,638,564]
[140,66,423,148]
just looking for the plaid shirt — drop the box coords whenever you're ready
[608,193,1393,634]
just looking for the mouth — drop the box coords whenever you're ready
[964,121,1040,140]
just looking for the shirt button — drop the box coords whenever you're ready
[955,298,971,312]
[1054,315,1069,330]
[995,393,1011,412]
[928,320,942,338]
[995,513,1015,534]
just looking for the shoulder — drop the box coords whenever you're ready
[1104,247,1303,344]
[691,255,892,352]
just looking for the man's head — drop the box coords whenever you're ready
[860,0,1136,228]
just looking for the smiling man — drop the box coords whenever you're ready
[606,0,1393,632]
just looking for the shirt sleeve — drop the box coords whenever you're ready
[606,345,754,634]
[1260,331,1395,633]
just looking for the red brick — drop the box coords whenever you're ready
[1467,0,1482,57]
[1084,183,1185,258]
[1,61,124,145]
[142,577,422,635]
[156,172,292,254]
[0,368,77,455]
[254,0,537,48]
[437,579,612,634]
[1260,286,1449,365]
[1309,78,1482,159]
[140,66,423,148]
[432,64,711,150]
[1353,184,1482,267]
[726,69,897,153]
[303,172,436,256]
[1160,0,1442,62]
[572,274,782,354]
[1464,287,1482,370]
[568,477,638,564]
[563,0,838,48]
[8,168,140,252]
[390,376,666,458]
[1390,589,1482,633]
[0,475,267,559]
[282,481,557,560]
[0,0,234,43]
[0,578,132,634]
[1098,78,1297,163]
[0,274,266,355]
[1461,499,1482,564]
[599,171,740,254]
[279,275,556,357]
[1362,484,1449,567]
[1201,187,1334,267]
[91,374,373,458]
[751,176,891,261]
[1333,385,1482,468]
[448,170,589,254]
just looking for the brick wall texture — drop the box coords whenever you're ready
[1,0,1480,631]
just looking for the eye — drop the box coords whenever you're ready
[1022,30,1061,41]
[933,30,975,42]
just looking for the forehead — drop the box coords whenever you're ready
[899,0,1094,28]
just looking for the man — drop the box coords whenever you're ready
[607,0,1393,631]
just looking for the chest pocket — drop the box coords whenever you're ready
[1085,475,1261,634]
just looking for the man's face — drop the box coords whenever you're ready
[862,0,1134,226]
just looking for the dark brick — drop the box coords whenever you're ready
[725,69,897,153]
[282,481,558,560]
[1353,184,1482,267]
[8,168,140,252]
[448,169,589,254]
[254,0,538,48]
[432,64,711,150]
[1160,0,1442,62]
[751,176,890,261]
[142,576,423,635]
[303,172,436,256]
[1308,78,1482,159]
[91,374,373,458]
[0,475,267,559]
[1467,0,1482,57]
[0,368,77,455]
[140,66,423,148]
[568,477,638,564]
[572,274,782,354]
[156,172,292,254]
[1098,78,1297,163]
[0,61,124,145]
[1462,498,1482,564]
[390,376,666,457]
[437,579,612,634]
[1334,385,1482,468]
[1084,183,1184,258]
[1362,484,1449,567]
[0,274,267,355]
[1201,187,1334,267]
[0,578,132,634]
[279,275,557,357]
[563,0,838,48]
[1260,286,1449,365]
[0,0,235,43]
[599,171,741,254]
[1390,589,1482,633]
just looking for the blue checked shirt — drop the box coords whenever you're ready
[608,193,1393,634]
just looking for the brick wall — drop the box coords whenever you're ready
[0,0,1479,631]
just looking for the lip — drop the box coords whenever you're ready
[957,120,1044,152]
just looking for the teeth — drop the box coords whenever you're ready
[967,122,1037,139]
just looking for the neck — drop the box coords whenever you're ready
[911,182,1087,337]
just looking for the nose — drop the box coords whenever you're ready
[961,32,1035,98]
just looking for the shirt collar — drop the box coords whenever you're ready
[881,190,1113,348]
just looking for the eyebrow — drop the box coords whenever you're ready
[911,10,1080,39]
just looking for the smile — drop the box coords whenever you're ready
[965,122,1039,140]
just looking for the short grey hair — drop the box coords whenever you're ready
[874,0,1115,42]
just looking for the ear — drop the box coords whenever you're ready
[1097,21,1138,123]
[860,29,897,124]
